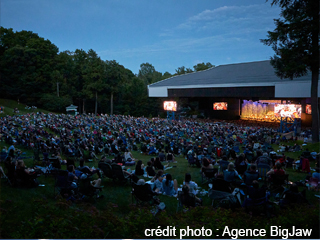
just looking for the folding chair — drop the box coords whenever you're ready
[111,163,130,183]
[243,186,270,215]
[201,168,218,184]
[208,188,233,206]
[54,170,73,199]
[219,160,230,173]
[243,171,259,186]
[245,152,254,162]
[0,152,7,162]
[99,162,115,180]
[268,174,289,193]
[176,191,198,212]
[131,182,158,205]
[257,164,271,182]
[78,178,103,202]
[236,164,247,175]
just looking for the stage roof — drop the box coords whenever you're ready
[148,60,319,98]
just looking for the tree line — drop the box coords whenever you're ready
[0,27,213,116]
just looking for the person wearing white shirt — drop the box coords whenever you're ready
[184,173,199,195]
[124,149,135,161]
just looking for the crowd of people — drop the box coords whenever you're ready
[0,111,318,210]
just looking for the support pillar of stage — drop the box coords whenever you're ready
[279,117,301,135]
[167,111,175,121]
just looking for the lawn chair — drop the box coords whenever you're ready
[243,171,259,186]
[268,174,289,193]
[257,164,271,182]
[4,159,16,186]
[223,170,238,183]
[219,160,230,173]
[111,163,130,183]
[242,186,270,215]
[98,162,114,180]
[54,170,73,199]
[211,178,232,193]
[235,164,247,175]
[201,168,218,184]
[0,152,7,162]
[78,177,103,202]
[245,152,254,162]
[66,158,75,167]
[131,182,158,205]
[176,190,199,212]
[208,188,233,206]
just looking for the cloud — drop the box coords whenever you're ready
[163,4,280,36]
[98,34,247,59]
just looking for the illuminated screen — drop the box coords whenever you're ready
[306,104,311,114]
[274,104,301,118]
[163,101,177,111]
[213,102,228,110]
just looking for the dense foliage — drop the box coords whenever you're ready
[261,0,320,142]
[0,27,213,116]
[0,197,318,239]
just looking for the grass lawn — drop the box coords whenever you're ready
[0,99,319,238]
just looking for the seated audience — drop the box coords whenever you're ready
[162,173,178,196]
[135,160,145,176]
[146,161,156,177]
[184,173,199,195]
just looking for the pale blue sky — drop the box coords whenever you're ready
[0,0,281,74]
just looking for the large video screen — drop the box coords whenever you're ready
[306,104,311,114]
[274,104,301,118]
[163,101,177,111]
[213,102,228,110]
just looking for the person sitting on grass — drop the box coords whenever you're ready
[154,157,169,170]
[134,160,145,176]
[151,170,164,193]
[146,161,156,177]
[181,185,203,206]
[162,173,178,196]
[124,148,135,162]
[158,150,166,162]
[184,173,199,195]
[166,150,175,162]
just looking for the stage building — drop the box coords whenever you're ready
[148,60,320,126]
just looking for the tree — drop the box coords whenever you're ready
[138,62,162,85]
[175,66,194,75]
[105,60,126,115]
[162,71,172,80]
[83,49,106,115]
[72,49,88,113]
[261,0,319,142]
[193,62,214,72]
[0,27,59,102]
